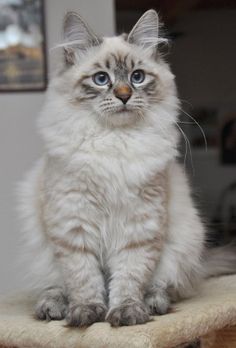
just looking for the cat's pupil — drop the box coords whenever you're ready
[131,70,145,84]
[98,74,106,83]
[93,72,110,86]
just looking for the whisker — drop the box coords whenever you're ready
[140,106,172,139]
[179,107,208,152]
[150,97,208,152]
[142,105,195,174]
[151,97,208,151]
[178,98,194,109]
[175,122,194,174]
[158,99,208,152]
[178,121,195,125]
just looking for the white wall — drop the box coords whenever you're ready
[0,0,115,294]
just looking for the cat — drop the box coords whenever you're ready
[18,9,235,327]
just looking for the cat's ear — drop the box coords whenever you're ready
[63,12,101,65]
[128,10,160,49]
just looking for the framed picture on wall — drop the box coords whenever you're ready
[0,0,47,92]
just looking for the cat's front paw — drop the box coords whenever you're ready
[106,300,150,327]
[35,287,68,321]
[66,302,107,327]
[145,286,170,315]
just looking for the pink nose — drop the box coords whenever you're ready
[114,85,132,104]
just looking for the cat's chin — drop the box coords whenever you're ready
[99,109,143,128]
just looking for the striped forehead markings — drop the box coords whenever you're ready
[92,54,145,76]
[111,53,132,81]
[93,62,103,70]
[105,59,110,69]
[106,53,133,71]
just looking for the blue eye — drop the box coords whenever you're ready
[131,70,145,84]
[93,71,110,86]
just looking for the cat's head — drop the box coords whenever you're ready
[52,10,178,128]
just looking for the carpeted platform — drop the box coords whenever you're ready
[1,275,236,348]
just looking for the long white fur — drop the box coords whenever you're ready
[18,10,228,325]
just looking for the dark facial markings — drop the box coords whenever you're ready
[74,52,160,104]
[74,74,91,87]
[105,59,110,69]
[80,83,101,100]
[143,79,157,96]
[93,62,103,70]
[109,53,129,82]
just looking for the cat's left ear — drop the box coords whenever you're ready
[128,10,160,50]
[63,12,101,65]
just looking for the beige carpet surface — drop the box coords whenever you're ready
[1,275,236,348]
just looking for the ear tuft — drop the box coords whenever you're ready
[128,10,164,50]
[63,11,101,65]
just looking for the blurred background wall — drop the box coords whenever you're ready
[169,8,236,220]
[0,0,115,294]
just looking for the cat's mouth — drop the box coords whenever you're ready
[101,105,142,126]
[113,105,135,114]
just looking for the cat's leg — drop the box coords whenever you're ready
[53,245,107,327]
[37,162,109,327]
[20,160,107,326]
[106,234,163,326]
[106,173,167,326]
[35,286,68,320]
[35,230,107,326]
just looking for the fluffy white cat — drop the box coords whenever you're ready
[18,10,234,327]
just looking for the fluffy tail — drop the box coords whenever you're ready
[203,243,236,277]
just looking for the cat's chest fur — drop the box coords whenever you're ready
[51,128,172,202]
[42,124,171,258]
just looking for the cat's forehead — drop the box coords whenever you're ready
[92,36,146,71]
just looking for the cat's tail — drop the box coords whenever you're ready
[203,242,236,277]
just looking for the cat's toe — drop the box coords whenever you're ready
[66,302,107,327]
[35,287,68,321]
[145,288,170,315]
[106,300,150,327]
[35,298,67,320]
